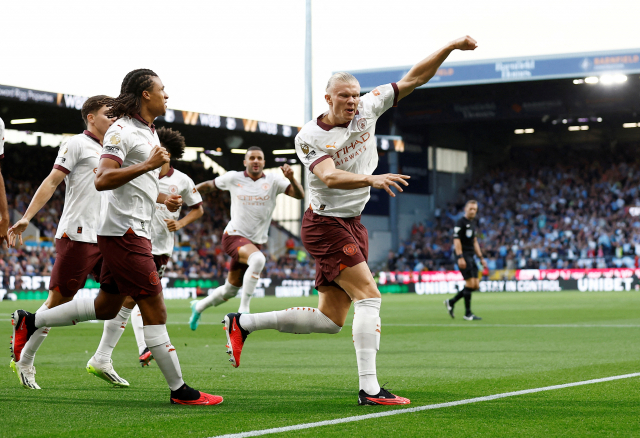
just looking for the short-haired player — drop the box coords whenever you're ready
[189,146,304,327]
[221,36,478,406]
[10,69,222,405]
[7,96,126,389]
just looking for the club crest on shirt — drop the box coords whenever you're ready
[110,133,121,145]
[169,185,178,195]
[466,229,473,238]
[357,118,367,131]
[262,183,270,191]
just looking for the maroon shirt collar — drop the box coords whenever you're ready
[316,112,355,131]
[160,167,175,179]
[133,114,156,133]
[83,130,102,146]
[244,170,266,180]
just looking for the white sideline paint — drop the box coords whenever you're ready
[209,373,640,438]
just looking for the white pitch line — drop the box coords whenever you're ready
[209,373,640,438]
[382,323,640,328]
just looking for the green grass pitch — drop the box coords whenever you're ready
[1,291,639,437]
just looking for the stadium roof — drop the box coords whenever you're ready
[0,84,301,171]
[348,49,640,92]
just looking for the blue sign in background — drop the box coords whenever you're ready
[351,49,640,91]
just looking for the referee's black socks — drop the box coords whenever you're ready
[462,287,472,316]
[450,286,473,316]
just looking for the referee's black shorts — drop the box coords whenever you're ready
[458,253,479,280]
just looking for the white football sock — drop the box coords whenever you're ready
[94,307,132,364]
[130,306,147,355]
[18,303,50,366]
[353,298,381,395]
[239,307,341,334]
[144,325,184,391]
[195,281,240,313]
[34,298,96,328]
[238,251,266,313]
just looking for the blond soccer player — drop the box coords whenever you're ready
[223,36,478,406]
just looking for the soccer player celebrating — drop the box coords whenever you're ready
[188,147,304,327]
[445,200,486,320]
[222,36,478,406]
[0,115,9,246]
[11,69,222,405]
[7,96,130,389]
[129,126,204,366]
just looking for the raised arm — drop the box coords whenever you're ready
[95,146,169,191]
[280,164,305,200]
[312,157,410,197]
[396,36,477,102]
[8,168,67,246]
[195,180,217,195]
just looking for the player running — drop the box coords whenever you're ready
[222,36,478,406]
[188,147,304,327]
[7,96,133,389]
[445,200,487,320]
[10,69,222,405]
[127,126,204,366]
[0,116,9,246]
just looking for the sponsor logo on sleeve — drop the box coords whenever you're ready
[319,204,326,211]
[306,150,316,159]
[104,145,120,154]
[57,157,66,163]
[300,143,310,155]
[109,133,121,145]
[77,227,82,234]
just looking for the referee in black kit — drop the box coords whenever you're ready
[445,200,486,320]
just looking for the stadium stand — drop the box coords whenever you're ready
[388,143,640,272]
[0,144,315,284]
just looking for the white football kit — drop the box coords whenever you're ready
[151,167,202,256]
[98,115,161,239]
[295,83,398,218]
[53,130,103,243]
[214,171,290,244]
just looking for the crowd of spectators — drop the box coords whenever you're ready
[0,145,314,286]
[389,145,640,272]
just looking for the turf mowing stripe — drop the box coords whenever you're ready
[209,373,640,438]
[1,319,638,328]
